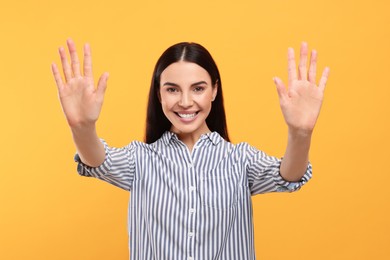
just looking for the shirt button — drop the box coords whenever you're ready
[189,186,195,192]
[188,163,193,168]
[188,257,194,260]
[189,208,195,213]
[188,231,194,237]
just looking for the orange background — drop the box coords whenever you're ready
[1,0,389,259]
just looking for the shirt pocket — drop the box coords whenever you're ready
[200,165,240,211]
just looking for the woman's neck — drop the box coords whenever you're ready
[171,127,211,152]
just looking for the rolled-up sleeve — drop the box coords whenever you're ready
[245,144,312,195]
[74,140,136,191]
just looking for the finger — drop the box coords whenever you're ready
[83,43,93,78]
[51,63,65,90]
[273,77,287,100]
[298,42,308,80]
[308,50,317,84]
[318,67,330,92]
[287,47,297,87]
[67,38,81,77]
[97,72,109,97]
[59,46,72,82]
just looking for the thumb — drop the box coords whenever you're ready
[97,72,109,96]
[273,77,287,100]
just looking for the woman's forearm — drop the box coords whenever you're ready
[71,124,105,167]
[280,129,312,182]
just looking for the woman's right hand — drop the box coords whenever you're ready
[51,39,109,129]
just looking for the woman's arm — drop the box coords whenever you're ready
[273,42,330,181]
[51,39,109,167]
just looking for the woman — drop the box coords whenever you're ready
[51,39,329,259]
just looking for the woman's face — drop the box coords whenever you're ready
[159,61,217,139]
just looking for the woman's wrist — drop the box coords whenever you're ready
[287,126,313,140]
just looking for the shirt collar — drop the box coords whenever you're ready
[161,131,223,146]
[202,131,223,145]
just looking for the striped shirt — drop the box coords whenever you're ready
[76,131,312,259]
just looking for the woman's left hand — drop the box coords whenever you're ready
[273,42,329,136]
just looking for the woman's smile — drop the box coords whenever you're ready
[175,111,199,121]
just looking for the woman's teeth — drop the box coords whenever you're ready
[178,113,197,118]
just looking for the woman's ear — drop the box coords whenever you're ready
[212,81,218,101]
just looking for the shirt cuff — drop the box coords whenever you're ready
[74,139,112,177]
[272,161,312,192]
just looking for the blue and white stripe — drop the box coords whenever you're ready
[76,131,312,259]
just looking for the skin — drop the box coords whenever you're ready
[159,61,217,151]
[51,39,107,167]
[51,39,329,182]
[274,42,329,181]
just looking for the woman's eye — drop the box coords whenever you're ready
[167,88,178,93]
[194,87,205,92]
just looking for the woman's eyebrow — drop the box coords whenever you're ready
[162,81,208,87]
[191,81,208,86]
[162,82,179,87]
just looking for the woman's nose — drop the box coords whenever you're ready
[179,92,193,107]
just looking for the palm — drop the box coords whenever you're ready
[51,39,108,128]
[59,76,101,127]
[274,43,329,133]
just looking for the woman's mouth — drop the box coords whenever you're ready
[175,112,199,122]
[177,112,198,118]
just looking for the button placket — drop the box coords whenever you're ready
[185,138,204,260]
[188,151,197,260]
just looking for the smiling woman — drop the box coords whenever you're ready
[159,61,218,150]
[51,39,329,259]
[145,42,229,146]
